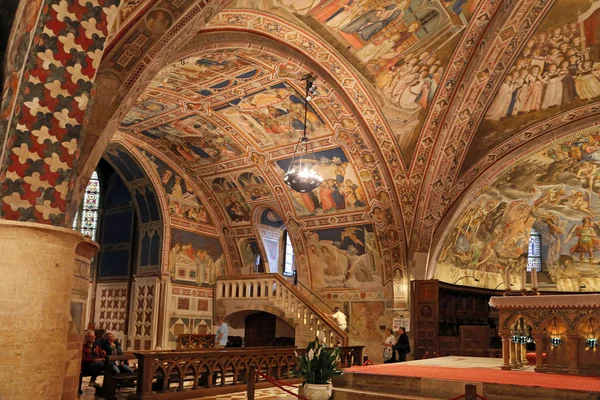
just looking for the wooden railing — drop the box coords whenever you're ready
[131,347,300,399]
[176,334,215,350]
[216,274,349,346]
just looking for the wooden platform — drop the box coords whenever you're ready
[332,356,600,400]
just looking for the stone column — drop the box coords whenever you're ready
[0,221,83,399]
[500,330,511,370]
[520,341,528,366]
[567,332,580,373]
[509,337,517,369]
[61,238,100,400]
[533,333,544,372]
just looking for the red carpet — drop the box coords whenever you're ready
[344,364,600,393]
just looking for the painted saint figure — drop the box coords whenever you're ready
[568,217,600,264]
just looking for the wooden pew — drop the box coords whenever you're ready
[97,353,138,399]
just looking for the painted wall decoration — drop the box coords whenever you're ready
[214,81,332,149]
[467,0,600,170]
[304,224,382,289]
[169,228,226,286]
[274,147,368,216]
[139,114,243,166]
[436,132,600,292]
[239,238,263,275]
[0,0,118,225]
[141,149,212,224]
[237,171,272,201]
[210,177,252,223]
[350,301,385,339]
[274,0,480,160]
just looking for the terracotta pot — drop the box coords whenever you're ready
[300,383,332,400]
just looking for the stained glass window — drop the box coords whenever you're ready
[527,227,542,272]
[73,171,100,241]
[283,232,295,276]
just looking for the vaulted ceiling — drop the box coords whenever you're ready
[81,0,600,288]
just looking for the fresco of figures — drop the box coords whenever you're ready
[472,1,600,166]
[216,81,332,149]
[436,132,600,292]
[141,150,212,224]
[275,148,368,216]
[276,0,480,159]
[239,239,264,275]
[210,177,252,223]
[236,171,273,201]
[169,228,226,286]
[138,114,243,166]
[305,224,382,289]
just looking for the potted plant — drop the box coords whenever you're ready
[295,337,342,400]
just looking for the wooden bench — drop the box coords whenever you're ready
[97,353,138,399]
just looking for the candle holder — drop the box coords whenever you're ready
[587,338,598,349]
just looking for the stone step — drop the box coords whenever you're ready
[333,387,443,400]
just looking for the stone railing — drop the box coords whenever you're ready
[216,274,349,347]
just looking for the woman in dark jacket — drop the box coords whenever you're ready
[393,327,410,362]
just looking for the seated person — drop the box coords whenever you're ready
[100,332,134,374]
[81,330,106,387]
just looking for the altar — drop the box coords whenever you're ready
[489,294,600,376]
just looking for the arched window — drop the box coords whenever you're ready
[527,227,542,272]
[282,230,295,277]
[72,171,101,241]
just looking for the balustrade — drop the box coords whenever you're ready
[130,346,363,399]
[217,274,348,347]
[176,334,216,350]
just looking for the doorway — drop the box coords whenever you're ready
[244,312,276,347]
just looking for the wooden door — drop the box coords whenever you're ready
[245,312,276,347]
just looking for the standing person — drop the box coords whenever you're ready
[394,327,410,362]
[214,317,229,348]
[331,306,347,331]
[382,328,396,363]
[81,330,106,387]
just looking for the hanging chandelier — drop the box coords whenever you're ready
[283,73,323,193]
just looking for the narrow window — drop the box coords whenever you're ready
[73,171,101,241]
[283,231,295,276]
[527,227,542,272]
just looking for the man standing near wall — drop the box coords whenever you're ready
[214,317,229,348]
[332,307,348,331]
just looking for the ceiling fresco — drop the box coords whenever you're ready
[259,0,481,162]
[463,0,600,172]
[69,0,600,299]
[435,131,600,292]
[139,149,213,225]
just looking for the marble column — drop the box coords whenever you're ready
[0,221,83,399]
[500,330,511,370]
[61,239,100,400]
[533,333,544,372]
[515,338,523,368]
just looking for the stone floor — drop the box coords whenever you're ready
[79,376,298,399]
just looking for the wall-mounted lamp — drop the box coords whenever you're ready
[453,276,480,285]
[587,319,597,349]
[550,317,561,347]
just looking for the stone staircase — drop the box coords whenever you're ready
[215,274,348,347]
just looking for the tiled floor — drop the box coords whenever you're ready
[79,376,298,399]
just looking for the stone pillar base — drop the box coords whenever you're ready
[0,220,83,399]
